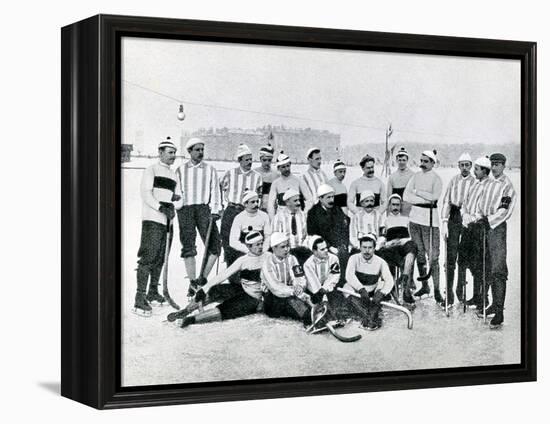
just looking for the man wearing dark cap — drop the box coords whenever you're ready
[254,144,278,212]
[475,153,517,328]
[348,155,386,214]
[134,138,183,316]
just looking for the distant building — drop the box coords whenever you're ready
[183,126,341,163]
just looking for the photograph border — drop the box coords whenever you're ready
[61,14,537,409]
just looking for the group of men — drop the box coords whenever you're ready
[133,135,516,331]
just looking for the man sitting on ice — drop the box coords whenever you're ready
[344,233,394,331]
[376,194,418,305]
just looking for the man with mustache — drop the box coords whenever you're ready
[253,143,278,212]
[327,160,350,216]
[440,153,475,307]
[267,152,310,220]
[307,184,350,284]
[229,190,271,266]
[220,144,263,269]
[377,194,418,305]
[176,137,222,294]
[387,147,414,216]
[134,137,183,316]
[403,150,443,303]
[350,190,382,251]
[301,147,329,212]
[348,154,386,214]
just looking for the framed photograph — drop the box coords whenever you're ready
[61,14,536,409]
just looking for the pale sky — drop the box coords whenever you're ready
[122,37,520,153]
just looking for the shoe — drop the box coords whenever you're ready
[414,285,430,298]
[434,290,443,304]
[476,305,497,319]
[146,289,165,305]
[466,297,479,308]
[403,288,415,305]
[133,293,152,317]
[180,316,196,328]
[489,311,504,329]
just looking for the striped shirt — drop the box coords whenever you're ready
[476,174,517,229]
[176,160,222,214]
[461,177,490,217]
[261,252,307,298]
[221,167,263,206]
[441,173,475,221]
[350,209,382,248]
[348,175,386,214]
[301,167,328,210]
[272,208,308,248]
[140,161,183,225]
[303,253,340,294]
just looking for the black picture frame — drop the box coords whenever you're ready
[61,14,537,409]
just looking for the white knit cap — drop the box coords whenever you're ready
[475,156,491,169]
[388,193,402,202]
[242,190,259,204]
[270,232,289,248]
[306,147,321,158]
[359,232,378,244]
[458,152,472,163]
[421,150,437,162]
[276,152,291,167]
[333,160,346,171]
[158,137,177,150]
[396,146,409,158]
[244,231,263,245]
[317,184,335,197]
[236,144,252,159]
[259,144,275,158]
[282,188,300,202]
[185,137,203,151]
[360,190,375,202]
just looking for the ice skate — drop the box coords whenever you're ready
[414,283,431,299]
[489,311,504,329]
[133,293,152,317]
[146,288,165,306]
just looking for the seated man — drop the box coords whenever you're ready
[261,232,313,325]
[343,233,394,331]
[272,188,311,265]
[303,235,347,317]
[179,231,266,328]
[376,194,417,305]
[350,190,382,252]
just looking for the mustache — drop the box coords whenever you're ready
[420,164,426,169]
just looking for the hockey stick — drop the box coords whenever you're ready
[162,222,180,310]
[338,287,413,330]
[306,300,362,342]
[482,226,487,324]
[444,234,449,317]
[417,202,434,281]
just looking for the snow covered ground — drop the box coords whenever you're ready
[121,159,521,387]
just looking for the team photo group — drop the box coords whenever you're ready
[133,136,516,340]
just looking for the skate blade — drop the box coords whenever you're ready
[403,302,417,310]
[414,294,432,300]
[489,323,503,330]
[149,300,166,307]
[132,308,152,317]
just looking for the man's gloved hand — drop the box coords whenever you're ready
[194,288,206,303]
[298,292,311,304]
[311,289,326,304]
[196,276,208,287]
[359,288,370,303]
[372,290,385,305]
[171,194,182,202]
[293,284,304,297]
[328,246,339,255]
[159,202,175,220]
[211,213,221,221]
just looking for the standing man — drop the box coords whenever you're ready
[267,152,309,220]
[134,138,183,316]
[349,190,382,251]
[475,153,517,328]
[307,184,350,283]
[176,137,222,291]
[327,159,349,216]
[387,147,414,216]
[459,156,492,310]
[272,188,310,264]
[348,155,386,214]
[440,153,475,307]
[229,190,271,265]
[301,147,329,212]
[343,233,394,330]
[403,150,443,303]
[254,144,278,212]
[220,144,263,267]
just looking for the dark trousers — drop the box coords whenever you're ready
[409,221,440,291]
[446,206,467,302]
[263,292,311,325]
[176,204,220,258]
[487,222,508,312]
[347,294,381,326]
[136,220,172,294]
[220,204,244,264]
[459,222,490,307]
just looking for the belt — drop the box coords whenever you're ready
[413,201,438,209]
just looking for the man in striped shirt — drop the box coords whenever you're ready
[350,190,382,251]
[327,160,349,216]
[459,156,492,310]
[403,150,443,303]
[348,155,386,214]
[253,144,278,212]
[440,153,475,306]
[220,144,263,267]
[272,188,310,265]
[387,147,414,216]
[475,153,517,328]
[176,138,222,290]
[134,138,184,316]
[301,147,329,212]
[267,152,309,220]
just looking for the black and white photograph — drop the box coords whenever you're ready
[121,36,522,387]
